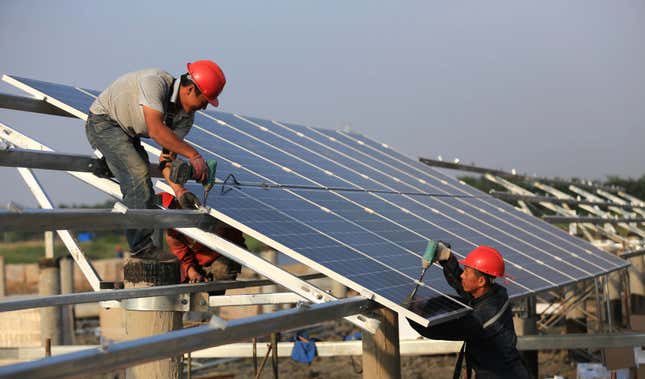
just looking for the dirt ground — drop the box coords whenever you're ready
[192,320,579,379]
[204,349,576,378]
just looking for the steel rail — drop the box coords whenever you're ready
[542,216,645,225]
[419,157,623,193]
[490,190,641,212]
[0,273,325,312]
[0,208,217,231]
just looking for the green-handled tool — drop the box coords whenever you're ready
[406,240,439,303]
[167,158,217,206]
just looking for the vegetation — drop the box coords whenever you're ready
[0,234,127,264]
[606,174,645,200]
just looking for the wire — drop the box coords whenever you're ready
[214,176,486,199]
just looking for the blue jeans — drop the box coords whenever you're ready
[85,113,155,253]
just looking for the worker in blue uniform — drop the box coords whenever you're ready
[409,244,529,379]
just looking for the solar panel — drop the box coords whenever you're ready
[3,74,629,327]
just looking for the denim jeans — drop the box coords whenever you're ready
[85,113,155,253]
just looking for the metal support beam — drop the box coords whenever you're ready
[0,93,75,118]
[15,167,103,291]
[0,208,217,232]
[0,297,375,379]
[490,191,640,212]
[0,148,163,178]
[620,248,645,260]
[542,216,645,225]
[0,273,325,313]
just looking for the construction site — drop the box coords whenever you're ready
[0,73,642,379]
[1,3,645,379]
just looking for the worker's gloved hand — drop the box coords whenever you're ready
[435,241,452,262]
[205,256,242,281]
[188,153,208,183]
[175,187,201,209]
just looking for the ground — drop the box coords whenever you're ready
[186,320,578,379]
[201,350,576,378]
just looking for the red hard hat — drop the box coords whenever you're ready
[458,246,505,277]
[186,60,226,107]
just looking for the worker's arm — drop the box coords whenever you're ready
[143,106,208,182]
[407,312,482,341]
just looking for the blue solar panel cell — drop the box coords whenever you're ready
[9,76,95,115]
[329,129,628,269]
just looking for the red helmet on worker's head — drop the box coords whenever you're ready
[459,246,505,278]
[186,60,226,107]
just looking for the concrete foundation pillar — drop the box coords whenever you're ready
[123,258,182,379]
[59,256,76,345]
[362,307,401,379]
[39,258,62,346]
[260,249,278,314]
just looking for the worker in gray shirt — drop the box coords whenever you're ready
[85,60,226,259]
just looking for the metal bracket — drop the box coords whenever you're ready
[121,293,191,312]
[107,292,211,312]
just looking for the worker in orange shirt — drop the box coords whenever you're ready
[159,192,243,283]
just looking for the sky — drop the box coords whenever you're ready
[1,1,644,207]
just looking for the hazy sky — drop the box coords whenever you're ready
[1,1,644,207]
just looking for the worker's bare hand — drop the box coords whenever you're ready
[189,153,208,183]
[187,266,206,283]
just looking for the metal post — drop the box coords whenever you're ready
[123,258,182,378]
[38,258,62,346]
[362,308,401,379]
[513,296,538,378]
[45,338,51,358]
[59,256,75,345]
[0,256,5,297]
[271,332,279,379]
[253,337,258,376]
[186,352,191,379]
[255,343,272,379]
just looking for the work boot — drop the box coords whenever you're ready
[131,245,177,262]
[204,256,241,281]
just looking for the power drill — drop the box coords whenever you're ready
[166,156,218,205]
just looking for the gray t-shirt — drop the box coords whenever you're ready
[89,68,194,139]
